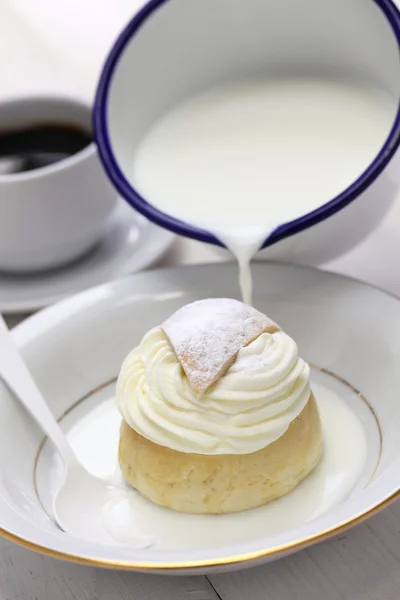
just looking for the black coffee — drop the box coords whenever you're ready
[0,123,92,175]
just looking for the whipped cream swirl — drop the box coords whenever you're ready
[116,327,311,455]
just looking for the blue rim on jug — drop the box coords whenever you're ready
[93,0,400,250]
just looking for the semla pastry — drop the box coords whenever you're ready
[116,298,323,514]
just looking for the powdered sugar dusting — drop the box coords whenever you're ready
[236,354,269,373]
[162,298,279,393]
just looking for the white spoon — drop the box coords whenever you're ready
[0,314,149,547]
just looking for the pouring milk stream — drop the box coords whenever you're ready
[84,77,391,545]
[132,77,395,304]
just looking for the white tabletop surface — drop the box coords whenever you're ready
[2,1,400,598]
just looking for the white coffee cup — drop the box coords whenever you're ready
[0,96,117,273]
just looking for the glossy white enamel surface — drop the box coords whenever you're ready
[0,263,399,573]
[105,0,400,263]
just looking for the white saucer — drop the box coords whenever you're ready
[0,201,174,313]
[1,263,400,574]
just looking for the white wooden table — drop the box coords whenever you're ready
[2,501,400,600]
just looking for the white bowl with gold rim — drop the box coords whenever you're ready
[0,262,399,574]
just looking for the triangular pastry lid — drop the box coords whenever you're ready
[162,298,279,394]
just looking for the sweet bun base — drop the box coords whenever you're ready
[118,393,323,514]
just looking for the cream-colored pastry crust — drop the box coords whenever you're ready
[162,298,279,393]
[119,392,322,514]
